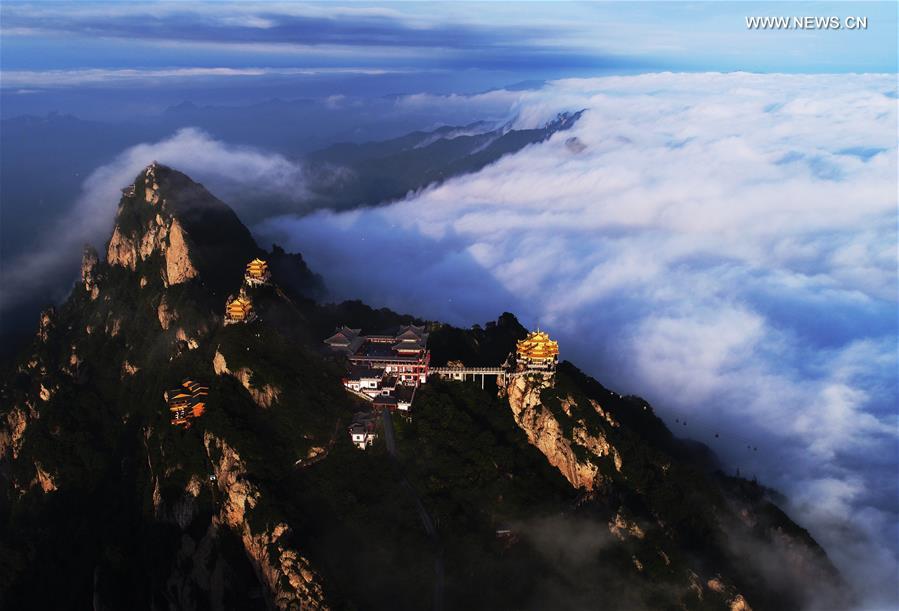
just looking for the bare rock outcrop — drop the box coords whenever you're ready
[106,165,199,286]
[107,216,198,287]
[81,244,100,300]
[122,360,140,377]
[501,374,621,491]
[157,294,178,330]
[204,433,328,609]
[165,219,199,285]
[608,512,645,540]
[707,577,754,611]
[37,307,55,342]
[106,224,140,271]
[31,462,58,493]
[213,349,281,409]
[175,328,200,351]
[0,406,29,460]
[39,383,53,402]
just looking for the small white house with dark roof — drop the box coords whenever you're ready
[395,385,415,411]
[348,413,378,450]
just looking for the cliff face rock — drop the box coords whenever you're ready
[502,374,620,491]
[157,294,177,330]
[37,307,54,342]
[0,406,29,460]
[106,164,199,287]
[106,224,140,271]
[708,577,754,611]
[608,512,645,541]
[204,433,327,610]
[30,462,58,493]
[164,219,199,285]
[175,328,200,351]
[121,360,139,377]
[106,211,198,287]
[81,245,100,300]
[213,349,281,409]
[103,162,261,299]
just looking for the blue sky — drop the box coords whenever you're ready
[2,1,894,118]
[1,2,896,82]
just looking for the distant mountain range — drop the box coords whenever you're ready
[301,111,584,212]
[0,108,583,356]
[0,164,848,610]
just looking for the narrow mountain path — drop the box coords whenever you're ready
[381,409,445,611]
[294,419,342,468]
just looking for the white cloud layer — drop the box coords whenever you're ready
[0,67,403,88]
[259,73,898,608]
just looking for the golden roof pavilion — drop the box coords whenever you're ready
[225,296,254,322]
[165,378,209,427]
[245,258,270,281]
[516,330,559,361]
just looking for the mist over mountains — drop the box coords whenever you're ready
[258,73,899,608]
[0,162,850,610]
[0,89,572,353]
[0,68,896,609]
[2,1,896,608]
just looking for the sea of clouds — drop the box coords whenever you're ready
[6,71,895,608]
[257,73,898,608]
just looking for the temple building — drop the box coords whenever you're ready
[372,394,399,412]
[395,385,415,411]
[342,365,383,396]
[224,293,256,325]
[515,330,559,372]
[165,379,208,427]
[325,324,430,385]
[324,326,363,354]
[348,413,378,450]
[244,258,271,287]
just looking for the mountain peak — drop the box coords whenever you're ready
[106,162,260,293]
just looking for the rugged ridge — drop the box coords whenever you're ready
[213,348,281,409]
[0,163,335,610]
[106,164,199,285]
[0,163,850,611]
[106,162,261,295]
[492,359,849,611]
[204,433,327,609]
[501,373,621,490]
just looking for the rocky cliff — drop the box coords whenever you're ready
[490,358,850,610]
[502,373,621,490]
[213,349,281,409]
[204,433,327,610]
[0,163,336,610]
[106,164,199,286]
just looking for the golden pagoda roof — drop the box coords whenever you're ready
[166,378,209,427]
[226,296,253,311]
[246,258,269,277]
[516,330,559,359]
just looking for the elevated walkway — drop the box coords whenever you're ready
[430,366,506,376]
[430,366,507,389]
